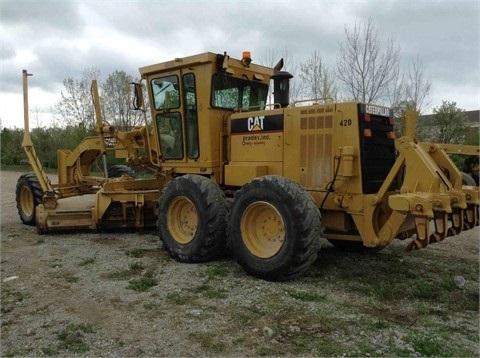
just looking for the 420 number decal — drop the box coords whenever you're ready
[339,119,352,126]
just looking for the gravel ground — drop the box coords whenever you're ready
[1,170,479,357]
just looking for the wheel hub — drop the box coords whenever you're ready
[19,186,34,217]
[241,201,285,258]
[167,196,198,244]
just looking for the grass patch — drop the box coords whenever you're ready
[404,330,452,357]
[311,245,479,312]
[102,270,134,280]
[129,261,145,272]
[125,248,148,258]
[78,257,96,266]
[127,277,158,292]
[41,346,58,356]
[286,289,326,302]
[143,302,161,310]
[192,284,228,299]
[64,275,79,283]
[166,292,196,305]
[56,323,94,353]
[205,266,230,279]
[189,331,227,353]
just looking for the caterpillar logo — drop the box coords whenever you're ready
[247,116,264,131]
[231,114,284,134]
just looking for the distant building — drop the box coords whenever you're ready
[419,110,479,128]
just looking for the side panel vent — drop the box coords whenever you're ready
[299,108,334,189]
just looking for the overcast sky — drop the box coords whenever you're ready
[1,0,478,129]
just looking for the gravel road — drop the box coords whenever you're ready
[1,170,478,357]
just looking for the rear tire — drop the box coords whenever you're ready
[158,174,228,262]
[16,173,44,226]
[461,172,477,186]
[229,176,321,281]
[108,165,137,178]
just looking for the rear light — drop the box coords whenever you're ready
[363,113,371,122]
[387,117,395,126]
[363,129,372,137]
[386,131,396,139]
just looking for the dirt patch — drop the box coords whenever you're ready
[1,170,479,357]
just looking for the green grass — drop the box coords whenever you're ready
[166,292,196,305]
[78,257,96,266]
[205,266,230,278]
[125,248,148,258]
[188,332,227,353]
[191,283,228,299]
[64,275,79,283]
[43,323,95,354]
[286,288,326,302]
[102,270,134,280]
[129,261,145,272]
[126,277,158,292]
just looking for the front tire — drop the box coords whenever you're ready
[229,176,321,281]
[158,175,228,262]
[16,173,44,225]
[461,172,477,186]
[108,165,137,178]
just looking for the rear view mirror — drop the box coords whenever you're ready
[131,82,144,110]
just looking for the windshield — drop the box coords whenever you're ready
[211,74,269,110]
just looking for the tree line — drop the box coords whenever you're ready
[1,19,477,169]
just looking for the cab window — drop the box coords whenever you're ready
[211,74,268,110]
[156,112,183,159]
[152,75,180,110]
[183,73,199,159]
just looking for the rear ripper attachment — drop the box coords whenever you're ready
[387,111,479,251]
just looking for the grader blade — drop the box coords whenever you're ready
[36,196,96,233]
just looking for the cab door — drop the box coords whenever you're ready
[150,73,185,160]
[149,71,200,162]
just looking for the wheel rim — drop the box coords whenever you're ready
[241,201,285,258]
[19,186,34,217]
[167,196,198,244]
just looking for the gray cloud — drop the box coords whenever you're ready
[1,0,478,128]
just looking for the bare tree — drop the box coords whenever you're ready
[299,50,338,101]
[259,47,301,105]
[403,55,431,114]
[336,18,400,104]
[102,70,143,131]
[392,55,432,135]
[54,67,100,129]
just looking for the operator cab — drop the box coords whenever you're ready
[138,52,274,179]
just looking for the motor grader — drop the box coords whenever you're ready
[17,51,479,281]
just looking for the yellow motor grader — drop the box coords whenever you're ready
[17,51,479,281]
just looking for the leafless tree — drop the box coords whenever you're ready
[54,67,100,129]
[403,55,431,114]
[299,50,338,102]
[259,47,301,105]
[336,18,400,104]
[102,70,143,131]
[391,55,432,135]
